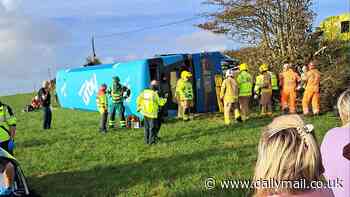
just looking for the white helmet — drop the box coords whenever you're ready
[225,69,234,78]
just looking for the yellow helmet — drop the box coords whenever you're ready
[181,71,192,80]
[259,64,269,72]
[239,63,248,71]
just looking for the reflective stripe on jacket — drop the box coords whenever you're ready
[220,77,239,103]
[96,93,108,114]
[268,71,279,90]
[255,73,272,94]
[237,71,253,96]
[137,89,166,118]
[176,79,193,101]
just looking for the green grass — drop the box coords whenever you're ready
[0,93,341,197]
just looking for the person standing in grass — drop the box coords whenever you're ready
[176,71,194,121]
[96,84,108,134]
[253,115,333,197]
[220,69,241,125]
[38,80,52,130]
[236,63,253,121]
[321,89,350,197]
[107,76,130,129]
[137,80,166,145]
[254,64,273,117]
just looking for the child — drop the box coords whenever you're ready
[253,115,334,197]
[96,84,108,133]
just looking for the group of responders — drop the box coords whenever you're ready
[204,177,344,190]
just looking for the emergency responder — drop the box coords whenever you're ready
[302,61,321,115]
[268,66,279,110]
[137,80,167,145]
[38,80,52,130]
[255,64,273,116]
[108,76,131,129]
[0,101,16,155]
[96,84,108,133]
[279,63,301,114]
[175,75,184,119]
[176,71,194,121]
[220,69,241,125]
[237,63,253,121]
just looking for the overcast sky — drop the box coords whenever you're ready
[0,0,349,95]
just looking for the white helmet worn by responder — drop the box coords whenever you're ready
[225,69,234,78]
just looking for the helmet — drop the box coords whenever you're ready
[150,80,159,86]
[181,71,192,80]
[112,76,120,82]
[239,63,248,71]
[225,69,234,78]
[99,84,107,91]
[308,61,317,69]
[259,64,269,73]
[283,63,290,71]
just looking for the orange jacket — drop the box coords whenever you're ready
[305,69,321,92]
[280,69,301,91]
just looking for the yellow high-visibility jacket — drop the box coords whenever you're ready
[176,79,193,101]
[0,104,16,142]
[268,71,279,90]
[237,71,253,97]
[96,93,108,114]
[255,73,272,94]
[137,89,166,118]
[220,77,239,103]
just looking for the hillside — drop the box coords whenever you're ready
[0,93,341,197]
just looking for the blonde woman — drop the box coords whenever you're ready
[321,89,350,197]
[254,115,333,197]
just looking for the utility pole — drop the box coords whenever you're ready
[92,35,96,60]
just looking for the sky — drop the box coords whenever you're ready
[0,0,349,95]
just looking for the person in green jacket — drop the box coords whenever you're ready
[0,101,16,155]
[268,67,279,110]
[107,76,130,129]
[137,80,167,144]
[237,63,253,121]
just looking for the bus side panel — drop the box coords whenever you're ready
[56,61,149,118]
[191,54,205,113]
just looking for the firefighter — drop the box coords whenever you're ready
[255,64,273,116]
[220,69,241,125]
[107,76,130,129]
[279,63,301,114]
[137,80,167,144]
[176,71,194,121]
[302,61,321,115]
[96,84,108,133]
[237,63,253,121]
[0,101,16,155]
[268,67,279,110]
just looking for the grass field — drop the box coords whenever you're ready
[0,93,341,197]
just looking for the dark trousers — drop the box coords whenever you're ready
[100,112,108,132]
[144,117,158,144]
[43,106,52,129]
[109,103,125,127]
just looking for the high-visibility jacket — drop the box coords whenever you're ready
[255,73,272,94]
[0,104,16,142]
[305,69,321,92]
[137,89,167,118]
[220,77,239,103]
[176,79,193,101]
[268,71,279,90]
[281,69,301,91]
[108,83,130,104]
[96,92,108,114]
[237,71,253,97]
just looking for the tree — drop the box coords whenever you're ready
[84,55,102,67]
[199,0,315,66]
